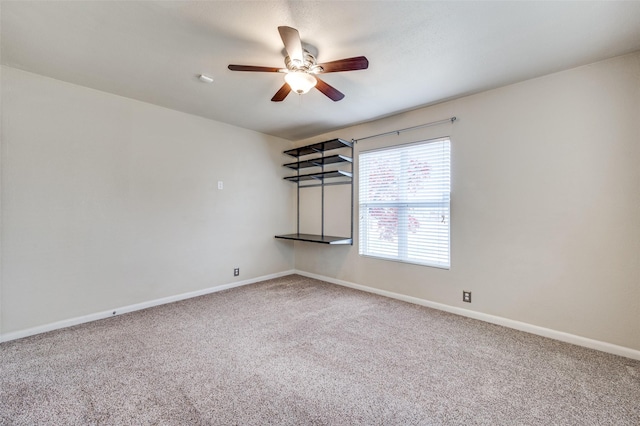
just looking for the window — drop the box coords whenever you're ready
[359,138,451,268]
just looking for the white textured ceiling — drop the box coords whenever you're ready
[2,1,640,141]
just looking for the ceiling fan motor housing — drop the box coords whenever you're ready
[285,50,324,74]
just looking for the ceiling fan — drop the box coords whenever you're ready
[228,26,369,102]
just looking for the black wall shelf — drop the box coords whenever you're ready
[276,138,354,245]
[274,233,352,245]
[284,170,352,183]
[283,138,352,157]
[283,154,352,170]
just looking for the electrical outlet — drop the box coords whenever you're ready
[234,268,239,277]
[463,291,471,303]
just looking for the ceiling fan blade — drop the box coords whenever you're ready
[315,77,345,101]
[278,26,304,64]
[318,56,369,73]
[271,83,292,102]
[228,65,282,72]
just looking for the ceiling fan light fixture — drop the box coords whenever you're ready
[284,71,317,94]
[228,26,366,102]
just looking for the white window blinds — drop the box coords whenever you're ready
[359,138,451,269]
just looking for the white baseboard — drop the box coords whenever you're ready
[5,268,639,361]
[0,270,295,343]
[295,270,640,361]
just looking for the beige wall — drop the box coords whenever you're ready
[0,66,295,335]
[294,53,640,351]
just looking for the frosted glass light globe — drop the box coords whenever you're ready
[284,72,317,94]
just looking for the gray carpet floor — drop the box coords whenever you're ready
[0,274,639,425]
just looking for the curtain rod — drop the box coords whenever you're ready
[352,116,456,143]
